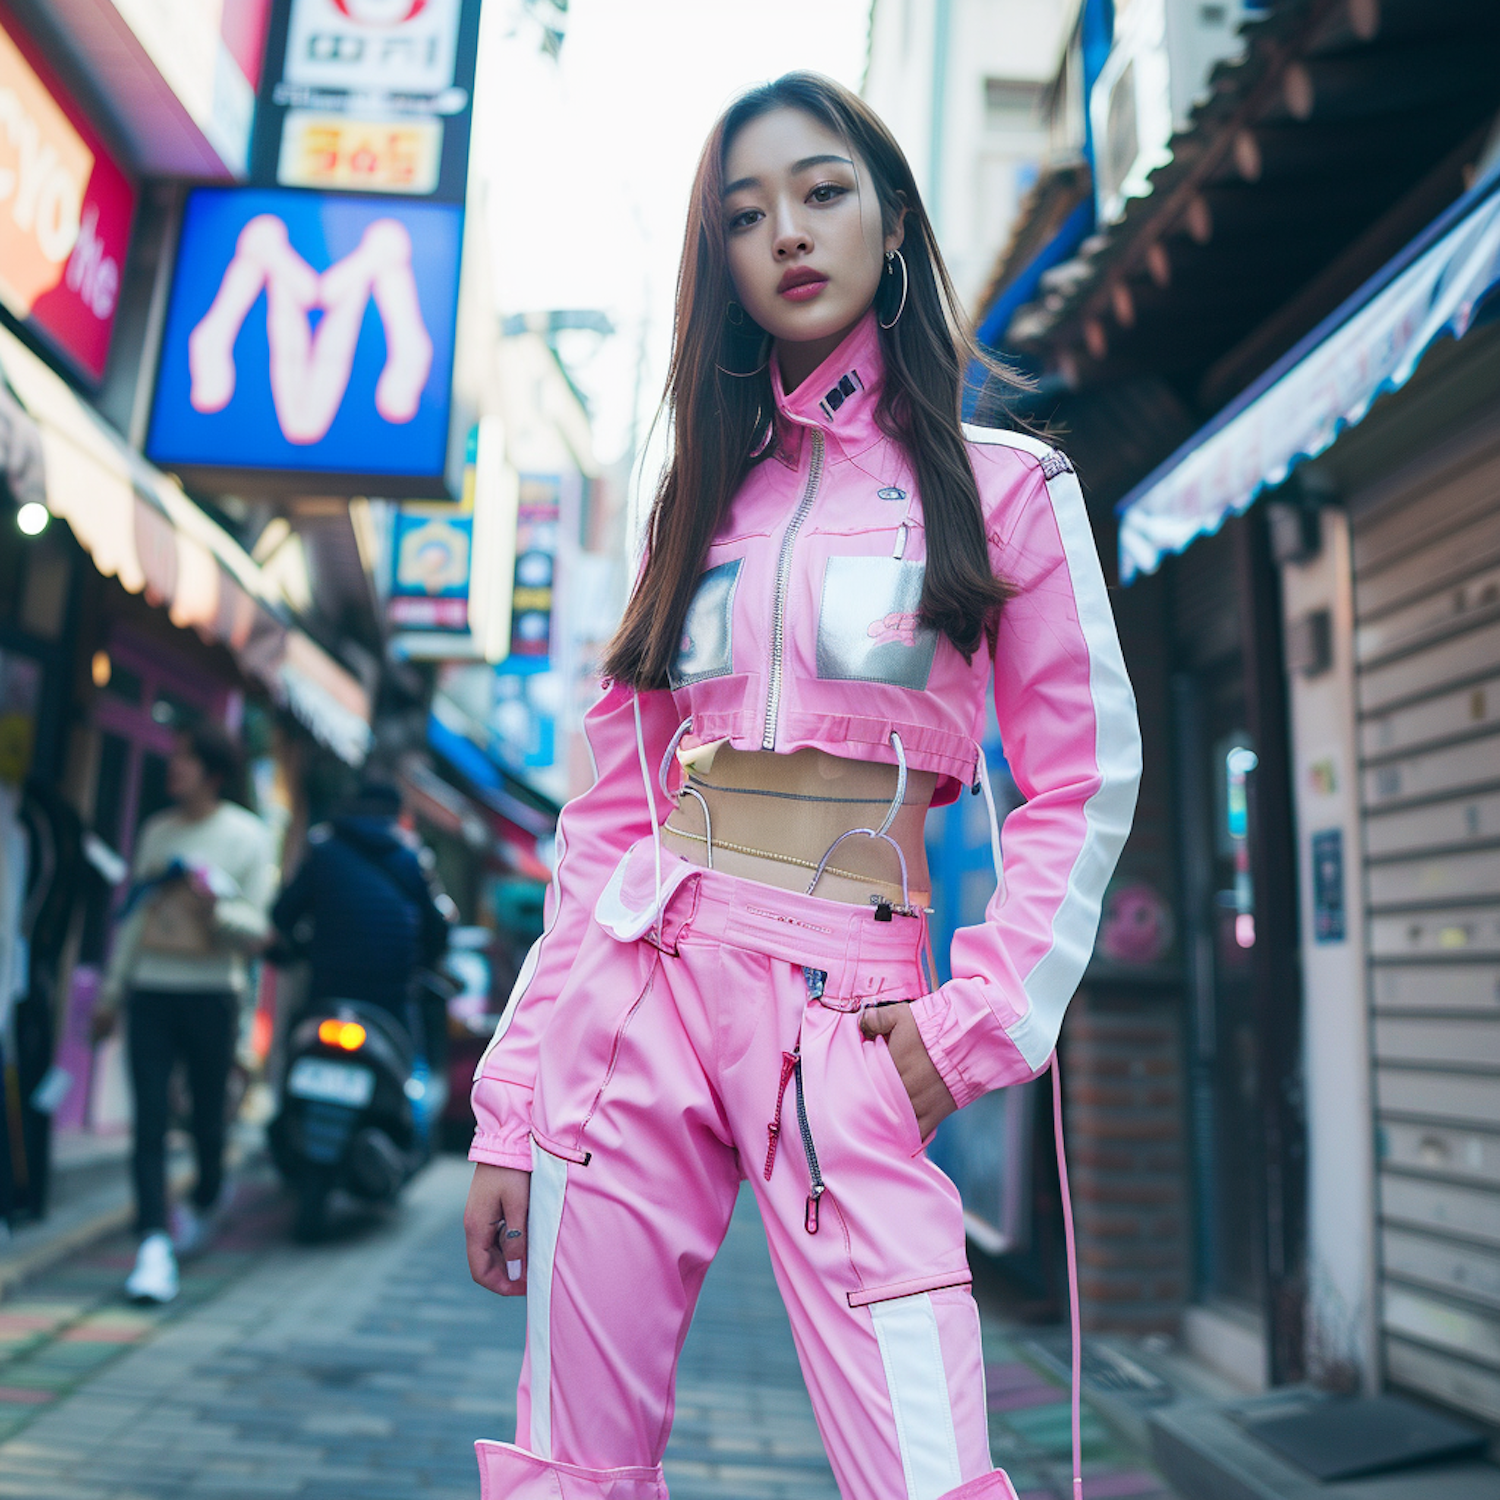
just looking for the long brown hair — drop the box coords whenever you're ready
[602,72,1022,690]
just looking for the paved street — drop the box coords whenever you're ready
[0,1156,1175,1499]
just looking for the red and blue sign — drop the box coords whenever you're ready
[146,186,462,496]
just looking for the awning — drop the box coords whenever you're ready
[409,724,556,884]
[1116,175,1500,583]
[427,699,559,841]
[976,195,1094,352]
[0,325,372,764]
[398,756,493,850]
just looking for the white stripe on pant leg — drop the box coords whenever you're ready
[870,1293,964,1500]
[526,1141,569,1459]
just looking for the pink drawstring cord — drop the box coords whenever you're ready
[1051,1050,1084,1500]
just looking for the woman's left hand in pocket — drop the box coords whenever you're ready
[858,1001,957,1140]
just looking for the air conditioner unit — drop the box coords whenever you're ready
[1090,0,1260,225]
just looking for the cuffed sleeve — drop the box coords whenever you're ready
[210,816,277,952]
[469,1078,538,1169]
[917,447,1141,1106]
[469,682,680,1167]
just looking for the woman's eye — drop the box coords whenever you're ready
[727,208,762,231]
[809,183,848,204]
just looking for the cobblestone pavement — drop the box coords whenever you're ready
[0,1155,1176,1499]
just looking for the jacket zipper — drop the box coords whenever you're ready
[792,1046,825,1233]
[762,428,825,749]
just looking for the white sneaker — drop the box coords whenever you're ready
[125,1232,179,1303]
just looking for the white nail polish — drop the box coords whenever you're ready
[507,1259,522,1279]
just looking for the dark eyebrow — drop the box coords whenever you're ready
[722,155,855,198]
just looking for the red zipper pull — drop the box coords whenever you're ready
[804,1187,823,1234]
[764,1051,799,1181]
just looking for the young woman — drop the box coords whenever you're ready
[464,74,1140,1500]
[96,722,275,1302]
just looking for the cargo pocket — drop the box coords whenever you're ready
[817,555,939,688]
[533,945,660,1163]
[867,1031,926,1158]
[669,558,742,687]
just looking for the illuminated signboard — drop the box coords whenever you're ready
[255,0,479,201]
[389,506,472,630]
[0,5,137,382]
[504,474,561,672]
[146,186,462,496]
[283,0,461,94]
[278,113,443,195]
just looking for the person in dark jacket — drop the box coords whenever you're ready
[271,781,450,1037]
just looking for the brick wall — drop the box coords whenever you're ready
[1063,991,1189,1335]
[1044,495,1193,1334]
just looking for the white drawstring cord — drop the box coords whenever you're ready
[658,715,694,798]
[805,731,912,906]
[974,745,1006,891]
[875,731,907,839]
[633,692,663,931]
[678,786,714,868]
[1051,1052,1084,1500]
[658,714,713,867]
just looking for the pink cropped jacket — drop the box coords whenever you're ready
[470,312,1141,1171]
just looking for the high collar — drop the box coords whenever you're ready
[770,309,884,459]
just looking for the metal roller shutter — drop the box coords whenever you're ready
[1352,434,1500,1427]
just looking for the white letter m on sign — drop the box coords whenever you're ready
[187,215,433,446]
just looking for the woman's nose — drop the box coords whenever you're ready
[773,208,812,259]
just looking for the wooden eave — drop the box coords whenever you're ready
[1007,0,1500,408]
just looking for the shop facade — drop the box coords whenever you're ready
[1113,164,1500,1423]
[0,324,375,1193]
[0,0,383,1209]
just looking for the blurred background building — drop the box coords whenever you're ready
[898,0,1500,1480]
[0,0,616,1228]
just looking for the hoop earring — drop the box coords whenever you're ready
[878,249,908,330]
[726,300,746,328]
[715,333,772,378]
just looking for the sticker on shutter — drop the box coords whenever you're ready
[670,559,742,687]
[817,556,938,689]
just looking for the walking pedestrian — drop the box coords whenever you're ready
[95,721,275,1303]
[270,778,450,1053]
[464,74,1140,1500]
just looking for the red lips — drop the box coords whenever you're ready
[777,266,828,296]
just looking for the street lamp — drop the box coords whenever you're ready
[16,500,49,535]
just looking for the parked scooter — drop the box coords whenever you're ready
[268,989,448,1241]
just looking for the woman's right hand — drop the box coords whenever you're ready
[464,1163,531,1296]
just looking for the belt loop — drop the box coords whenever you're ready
[832,918,865,1010]
[646,870,700,956]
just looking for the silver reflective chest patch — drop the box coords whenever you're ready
[670,559,742,687]
[816,556,937,689]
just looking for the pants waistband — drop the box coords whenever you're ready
[649,848,927,1007]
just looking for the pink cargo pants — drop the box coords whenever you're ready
[476,844,1020,1500]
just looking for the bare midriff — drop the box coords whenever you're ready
[660,744,936,908]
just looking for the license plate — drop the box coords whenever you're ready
[287,1058,374,1108]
